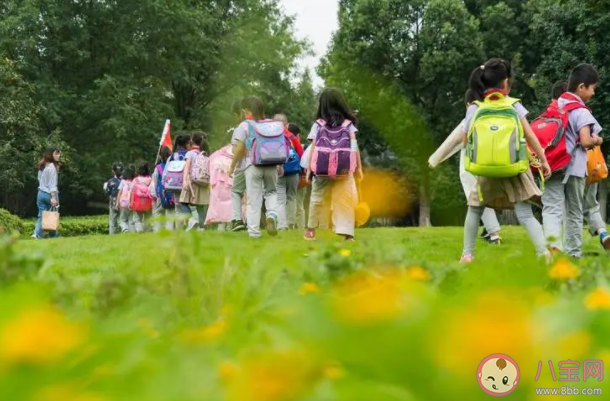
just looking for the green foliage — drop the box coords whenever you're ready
[0,0,310,216]
[22,215,107,238]
[0,209,24,235]
[3,229,610,400]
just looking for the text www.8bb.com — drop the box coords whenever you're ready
[535,387,602,396]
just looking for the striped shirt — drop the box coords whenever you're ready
[38,163,58,194]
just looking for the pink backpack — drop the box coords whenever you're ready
[311,119,356,179]
[118,180,133,208]
[130,176,153,213]
[191,150,211,186]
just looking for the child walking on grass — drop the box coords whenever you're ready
[152,146,175,232]
[460,58,551,262]
[131,161,153,233]
[304,88,363,242]
[116,166,135,233]
[179,132,211,231]
[104,162,123,235]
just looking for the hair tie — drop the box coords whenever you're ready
[480,65,485,70]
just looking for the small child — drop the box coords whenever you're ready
[304,88,363,242]
[132,161,153,233]
[179,132,211,231]
[460,58,551,262]
[104,162,123,235]
[542,65,605,257]
[116,166,136,233]
[206,144,236,228]
[152,146,175,232]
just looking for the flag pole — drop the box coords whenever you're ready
[156,119,171,164]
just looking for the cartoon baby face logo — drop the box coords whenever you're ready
[476,354,520,397]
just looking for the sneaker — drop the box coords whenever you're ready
[266,213,278,237]
[186,219,198,232]
[600,232,610,251]
[460,254,473,263]
[480,228,490,241]
[344,236,355,242]
[231,220,246,232]
[304,229,316,241]
[489,236,502,245]
[30,233,38,239]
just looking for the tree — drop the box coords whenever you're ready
[321,0,483,226]
[0,0,307,216]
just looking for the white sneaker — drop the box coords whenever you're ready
[186,218,198,232]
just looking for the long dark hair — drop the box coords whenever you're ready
[316,88,357,127]
[468,58,513,101]
[158,146,172,164]
[38,147,60,171]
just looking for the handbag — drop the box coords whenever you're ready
[42,207,60,231]
[586,146,608,185]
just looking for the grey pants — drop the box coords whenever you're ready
[296,186,307,229]
[308,176,356,237]
[584,183,607,236]
[109,205,120,235]
[277,174,299,229]
[152,199,175,232]
[245,165,278,238]
[480,209,501,235]
[132,212,149,233]
[542,173,586,257]
[464,202,547,257]
[119,208,135,233]
[232,171,246,221]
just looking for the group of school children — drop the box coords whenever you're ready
[104,88,364,241]
[432,58,608,262]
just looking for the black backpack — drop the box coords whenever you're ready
[105,176,121,200]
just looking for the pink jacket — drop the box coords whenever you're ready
[206,146,235,224]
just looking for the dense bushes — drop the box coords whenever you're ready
[22,215,107,238]
[0,209,24,235]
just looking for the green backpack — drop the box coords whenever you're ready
[464,92,529,178]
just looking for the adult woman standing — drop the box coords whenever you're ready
[34,147,61,239]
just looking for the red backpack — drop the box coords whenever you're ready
[530,95,587,173]
[130,176,153,213]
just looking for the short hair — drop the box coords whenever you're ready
[568,64,599,93]
[136,160,150,176]
[552,80,567,100]
[287,123,301,136]
[190,131,206,147]
[273,113,288,126]
[123,166,136,180]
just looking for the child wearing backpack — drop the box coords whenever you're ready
[104,162,123,235]
[179,132,211,231]
[131,161,153,233]
[228,96,285,238]
[273,114,304,230]
[460,59,551,262]
[304,88,363,242]
[541,65,605,257]
[152,146,175,232]
[116,166,136,233]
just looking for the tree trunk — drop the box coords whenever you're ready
[502,210,518,226]
[600,180,608,222]
[419,184,431,227]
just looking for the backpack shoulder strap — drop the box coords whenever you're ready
[341,119,353,128]
[316,119,327,127]
[563,102,587,113]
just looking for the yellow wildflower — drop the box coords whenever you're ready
[181,319,227,344]
[137,319,159,338]
[218,360,239,382]
[585,287,610,310]
[225,349,321,401]
[0,305,86,366]
[433,291,535,378]
[405,266,431,281]
[299,282,321,295]
[323,361,344,380]
[338,249,351,257]
[548,259,580,280]
[332,271,406,325]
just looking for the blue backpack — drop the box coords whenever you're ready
[283,134,301,175]
[156,163,175,209]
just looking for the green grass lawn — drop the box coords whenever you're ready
[4,227,610,401]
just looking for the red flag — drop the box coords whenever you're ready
[159,119,172,151]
